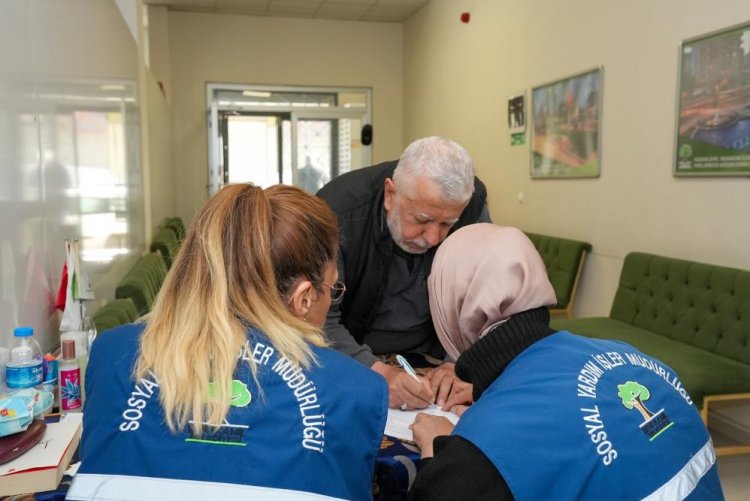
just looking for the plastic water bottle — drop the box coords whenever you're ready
[5,327,43,389]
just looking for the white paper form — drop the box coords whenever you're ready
[384,407,459,442]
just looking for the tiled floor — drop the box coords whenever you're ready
[718,454,750,500]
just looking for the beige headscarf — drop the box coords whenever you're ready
[428,224,557,361]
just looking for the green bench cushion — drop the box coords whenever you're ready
[92,313,125,334]
[115,278,150,315]
[158,217,185,241]
[150,227,180,268]
[552,317,750,409]
[92,298,139,333]
[115,253,168,315]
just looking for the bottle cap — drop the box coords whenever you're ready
[13,327,33,337]
[62,339,77,360]
[61,331,88,356]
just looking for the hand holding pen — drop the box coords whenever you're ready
[396,355,438,411]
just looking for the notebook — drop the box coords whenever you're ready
[0,418,82,496]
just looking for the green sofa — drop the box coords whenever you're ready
[115,252,168,315]
[150,226,180,268]
[92,297,140,333]
[525,232,591,319]
[158,216,186,241]
[552,252,750,454]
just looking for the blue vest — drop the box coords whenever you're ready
[454,332,723,501]
[68,323,388,501]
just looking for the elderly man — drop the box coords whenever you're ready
[317,136,490,410]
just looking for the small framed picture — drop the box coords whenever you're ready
[508,94,526,146]
[530,67,603,179]
[674,22,750,176]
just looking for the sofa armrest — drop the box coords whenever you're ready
[525,232,592,319]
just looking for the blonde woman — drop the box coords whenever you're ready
[68,185,388,501]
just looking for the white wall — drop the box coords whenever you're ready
[166,12,403,223]
[0,0,149,352]
[403,0,750,318]
[147,5,172,103]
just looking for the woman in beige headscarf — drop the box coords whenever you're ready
[409,224,721,501]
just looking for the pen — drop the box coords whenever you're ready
[396,355,438,409]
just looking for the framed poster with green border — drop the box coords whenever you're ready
[508,93,526,146]
[530,67,602,179]
[674,21,750,176]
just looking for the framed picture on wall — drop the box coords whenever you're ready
[530,67,602,179]
[674,21,750,176]
[508,93,526,146]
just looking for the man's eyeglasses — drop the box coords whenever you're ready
[318,281,346,304]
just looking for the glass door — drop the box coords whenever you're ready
[224,113,285,187]
[207,85,371,195]
[287,109,369,193]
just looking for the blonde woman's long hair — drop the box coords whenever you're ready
[135,184,338,436]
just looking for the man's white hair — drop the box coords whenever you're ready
[392,136,474,202]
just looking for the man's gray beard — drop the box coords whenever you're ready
[386,202,429,255]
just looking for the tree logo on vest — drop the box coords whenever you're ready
[229,380,252,407]
[207,379,252,408]
[186,380,251,446]
[618,381,674,441]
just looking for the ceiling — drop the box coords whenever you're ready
[142,0,430,23]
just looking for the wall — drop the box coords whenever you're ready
[147,5,172,104]
[167,12,403,222]
[403,0,750,319]
[0,0,150,352]
[145,71,175,229]
[403,0,750,433]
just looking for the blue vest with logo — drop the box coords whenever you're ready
[453,332,723,501]
[69,323,388,501]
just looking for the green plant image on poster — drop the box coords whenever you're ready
[530,67,602,179]
[674,21,750,176]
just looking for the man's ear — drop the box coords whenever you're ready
[288,280,314,319]
[384,178,396,213]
